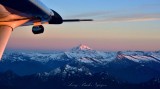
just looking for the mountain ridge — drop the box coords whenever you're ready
[1,45,160,84]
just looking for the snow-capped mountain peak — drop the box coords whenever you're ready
[79,44,92,50]
[71,44,92,51]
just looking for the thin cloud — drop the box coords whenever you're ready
[92,13,160,23]
[65,10,160,23]
[65,11,112,18]
[140,3,160,9]
[101,17,160,23]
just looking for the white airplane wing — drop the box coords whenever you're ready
[0,0,92,60]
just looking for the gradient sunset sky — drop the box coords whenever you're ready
[7,0,160,51]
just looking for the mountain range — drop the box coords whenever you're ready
[0,44,160,89]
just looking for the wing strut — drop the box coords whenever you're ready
[0,26,12,60]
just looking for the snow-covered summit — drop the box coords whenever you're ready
[71,44,92,51]
[64,44,116,64]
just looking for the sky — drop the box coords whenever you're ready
[7,0,160,51]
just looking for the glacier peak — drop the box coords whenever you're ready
[71,44,92,51]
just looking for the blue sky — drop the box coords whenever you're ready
[41,0,160,19]
[8,0,160,51]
